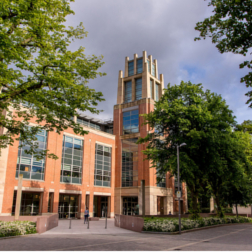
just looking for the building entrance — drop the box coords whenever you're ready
[122,197,138,215]
[58,194,79,219]
[12,191,41,216]
[93,196,108,217]
[157,196,164,215]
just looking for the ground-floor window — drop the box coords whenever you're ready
[58,194,79,219]
[122,197,138,215]
[12,191,41,216]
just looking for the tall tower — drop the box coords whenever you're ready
[113,51,178,216]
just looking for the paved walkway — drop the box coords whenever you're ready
[42,219,134,235]
[1,221,252,250]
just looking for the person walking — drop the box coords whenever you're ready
[84,207,89,224]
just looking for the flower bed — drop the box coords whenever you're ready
[143,216,251,233]
[0,221,37,237]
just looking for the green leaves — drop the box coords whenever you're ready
[195,0,252,107]
[0,0,106,158]
[138,81,251,214]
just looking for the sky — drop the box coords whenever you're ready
[66,0,251,124]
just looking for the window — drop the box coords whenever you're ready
[150,79,154,99]
[16,129,47,181]
[60,136,83,184]
[123,110,139,134]
[135,78,142,100]
[124,81,132,103]
[136,58,143,74]
[94,144,111,187]
[122,138,138,187]
[155,83,159,101]
[152,64,156,77]
[156,170,166,188]
[128,61,134,76]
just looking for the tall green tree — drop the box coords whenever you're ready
[0,0,105,158]
[138,81,236,215]
[195,0,252,107]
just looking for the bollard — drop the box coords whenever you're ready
[87,216,89,229]
[69,218,71,229]
[105,210,107,229]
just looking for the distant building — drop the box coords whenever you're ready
[0,51,187,218]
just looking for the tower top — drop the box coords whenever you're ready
[117,51,164,105]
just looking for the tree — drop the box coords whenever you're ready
[205,129,251,216]
[235,120,252,134]
[195,0,252,107]
[0,0,106,158]
[138,81,236,216]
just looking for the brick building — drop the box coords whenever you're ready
[0,51,187,218]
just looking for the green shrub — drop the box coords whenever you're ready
[224,207,233,213]
[0,221,36,237]
[143,216,251,233]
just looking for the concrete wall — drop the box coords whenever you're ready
[114,214,144,232]
[232,205,252,215]
[0,213,58,234]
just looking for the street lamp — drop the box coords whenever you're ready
[177,143,186,234]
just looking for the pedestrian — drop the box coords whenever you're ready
[84,207,89,224]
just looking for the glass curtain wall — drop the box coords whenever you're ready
[60,136,83,184]
[123,110,139,134]
[122,138,138,187]
[135,78,142,100]
[124,81,132,103]
[94,144,111,187]
[16,129,47,180]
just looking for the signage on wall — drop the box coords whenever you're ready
[176,191,181,198]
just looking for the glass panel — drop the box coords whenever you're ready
[124,81,132,103]
[94,144,111,187]
[65,142,73,148]
[128,61,134,76]
[65,136,73,143]
[137,58,143,74]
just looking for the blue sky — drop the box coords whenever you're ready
[65,0,251,124]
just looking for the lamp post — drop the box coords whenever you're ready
[177,143,186,235]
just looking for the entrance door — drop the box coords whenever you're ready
[160,197,164,215]
[100,197,108,218]
[157,196,164,215]
[58,194,79,218]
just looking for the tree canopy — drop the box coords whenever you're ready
[195,0,252,107]
[138,81,250,216]
[0,0,105,158]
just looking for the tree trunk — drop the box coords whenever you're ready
[215,195,223,217]
[191,191,198,212]
[236,203,238,218]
